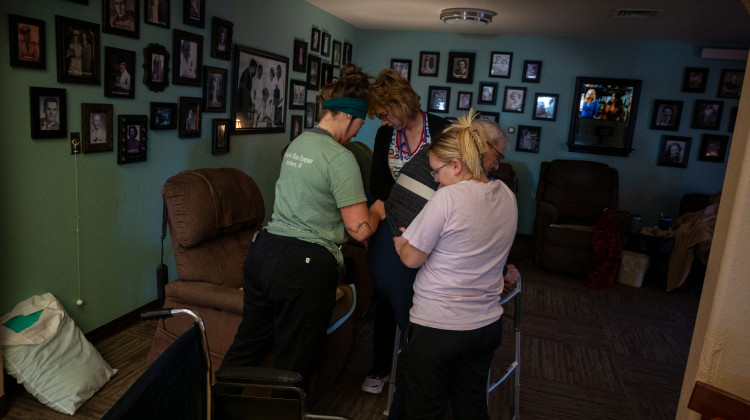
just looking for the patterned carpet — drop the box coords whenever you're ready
[2,254,700,419]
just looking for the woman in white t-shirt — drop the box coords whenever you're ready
[391,111,518,420]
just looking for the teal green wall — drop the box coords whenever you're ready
[0,0,740,332]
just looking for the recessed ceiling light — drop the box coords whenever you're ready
[440,8,497,27]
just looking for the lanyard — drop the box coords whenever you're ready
[397,112,427,159]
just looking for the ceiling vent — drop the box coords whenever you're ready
[612,9,661,18]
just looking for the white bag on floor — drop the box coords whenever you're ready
[1,293,117,415]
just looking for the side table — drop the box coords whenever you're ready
[624,227,675,288]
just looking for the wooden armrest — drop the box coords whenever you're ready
[688,380,750,420]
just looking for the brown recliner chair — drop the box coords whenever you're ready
[533,159,628,273]
[147,167,372,405]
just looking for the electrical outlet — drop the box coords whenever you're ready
[70,132,81,154]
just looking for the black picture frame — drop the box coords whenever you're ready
[502,86,526,113]
[314,95,322,123]
[446,51,475,84]
[717,69,744,99]
[104,46,136,98]
[427,86,451,113]
[118,114,148,164]
[212,118,230,154]
[657,135,691,168]
[103,0,139,38]
[144,0,170,28]
[698,134,729,163]
[183,0,204,28]
[691,100,724,130]
[477,82,498,105]
[516,125,541,153]
[650,99,683,131]
[203,66,228,113]
[682,67,708,93]
[343,42,352,66]
[489,51,512,78]
[55,16,101,85]
[457,91,472,111]
[332,40,342,68]
[289,79,307,110]
[728,106,738,132]
[321,32,331,57]
[391,59,412,81]
[522,60,542,83]
[477,111,499,124]
[310,27,321,53]
[293,39,308,73]
[231,44,289,133]
[419,51,439,77]
[150,102,177,130]
[307,54,321,91]
[210,17,232,60]
[30,87,67,139]
[290,114,303,141]
[173,29,203,86]
[304,102,315,128]
[81,102,113,152]
[142,42,170,92]
[9,14,46,69]
[178,96,202,138]
[567,76,642,157]
[321,63,334,87]
[532,93,559,121]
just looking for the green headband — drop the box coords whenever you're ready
[322,97,368,120]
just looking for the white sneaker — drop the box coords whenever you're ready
[361,375,387,394]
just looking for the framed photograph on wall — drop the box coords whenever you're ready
[321,32,331,57]
[178,96,202,138]
[103,0,139,38]
[682,67,708,93]
[321,63,333,87]
[183,0,204,28]
[307,54,321,91]
[522,60,542,83]
[343,42,352,66]
[310,27,321,52]
[55,16,100,84]
[489,51,512,78]
[143,42,170,92]
[292,39,308,73]
[419,51,439,77]
[457,91,472,111]
[691,100,723,130]
[717,69,744,98]
[231,44,288,133]
[332,40,342,68]
[210,17,232,60]
[304,102,315,128]
[477,111,499,124]
[173,29,203,86]
[650,99,683,131]
[728,106,738,132]
[290,114,303,141]
[104,46,136,98]
[698,134,729,163]
[658,135,691,168]
[212,118,230,154]
[9,14,46,69]
[145,0,170,28]
[289,79,307,110]
[203,66,227,113]
[391,59,412,81]
[30,87,67,139]
[477,81,498,105]
[502,86,526,113]
[446,51,475,84]
[81,102,113,152]
[516,125,540,153]
[118,114,148,164]
[150,101,177,129]
[427,86,450,113]
[532,93,559,121]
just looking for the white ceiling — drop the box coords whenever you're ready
[306,0,750,45]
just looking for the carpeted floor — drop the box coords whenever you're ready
[1,254,700,419]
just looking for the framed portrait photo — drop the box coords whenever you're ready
[307,54,321,91]
[457,91,472,111]
[144,0,170,28]
[178,96,202,138]
[9,14,46,69]
[290,114,303,141]
[728,106,738,132]
[502,86,527,113]
[332,40,342,68]
[477,81,498,105]
[118,114,148,164]
[304,102,315,128]
[203,66,227,113]
[698,134,729,163]
[658,135,691,168]
[55,16,101,85]
[321,32,331,57]
[343,42,352,66]
[103,0,140,38]
[321,63,334,87]
[30,87,67,139]
[210,17,233,60]
[81,102,113,152]
[691,100,723,130]
[419,51,439,77]
[143,43,170,92]
[315,95,322,123]
[446,51,475,84]
[183,0,204,28]
[427,86,451,113]
[104,46,136,98]
[391,59,412,81]
[477,111,499,124]
[489,51,512,78]
[212,118,230,154]
[650,99,683,131]
[682,67,708,93]
[532,93,559,121]
[173,29,203,86]
[717,69,744,98]
[293,39,308,73]
[516,125,541,153]
[310,27,321,53]
[522,60,542,83]
[231,44,289,133]
[150,102,177,130]
[289,79,307,110]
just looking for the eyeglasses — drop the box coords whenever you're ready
[489,143,505,163]
[374,110,389,120]
[430,161,452,179]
